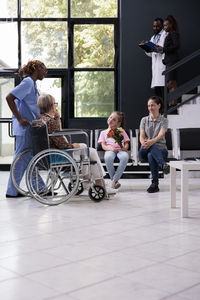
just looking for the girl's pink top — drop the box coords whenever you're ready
[98,128,130,151]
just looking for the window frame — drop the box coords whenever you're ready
[0,0,120,121]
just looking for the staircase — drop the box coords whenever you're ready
[168,88,200,129]
[167,88,200,159]
[162,49,200,160]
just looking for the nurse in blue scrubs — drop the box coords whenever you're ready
[6,60,47,197]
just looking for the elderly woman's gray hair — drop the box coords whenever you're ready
[37,94,55,114]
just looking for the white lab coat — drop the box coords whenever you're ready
[146,29,167,88]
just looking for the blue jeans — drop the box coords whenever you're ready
[104,151,129,181]
[139,144,168,185]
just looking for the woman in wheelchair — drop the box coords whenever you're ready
[37,94,106,190]
[139,96,170,193]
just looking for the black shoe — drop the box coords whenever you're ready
[39,190,58,196]
[163,163,170,174]
[147,183,159,193]
[6,192,26,198]
[45,191,58,196]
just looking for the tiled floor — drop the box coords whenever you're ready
[0,171,200,300]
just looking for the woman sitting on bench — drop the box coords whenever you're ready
[139,96,170,193]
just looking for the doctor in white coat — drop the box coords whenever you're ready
[146,18,167,99]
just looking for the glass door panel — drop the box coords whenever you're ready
[0,74,66,167]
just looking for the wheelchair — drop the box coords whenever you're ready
[10,120,108,205]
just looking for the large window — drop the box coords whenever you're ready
[21,21,68,67]
[0,0,119,119]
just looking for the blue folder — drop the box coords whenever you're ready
[139,41,162,53]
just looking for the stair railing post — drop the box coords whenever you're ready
[164,74,168,117]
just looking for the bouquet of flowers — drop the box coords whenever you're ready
[107,127,124,148]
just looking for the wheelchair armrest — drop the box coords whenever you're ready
[49,129,89,146]
[57,146,90,161]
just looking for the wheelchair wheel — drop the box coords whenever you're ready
[68,181,84,195]
[88,184,105,202]
[11,148,33,196]
[26,149,79,205]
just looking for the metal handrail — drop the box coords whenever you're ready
[163,48,200,75]
[0,118,13,137]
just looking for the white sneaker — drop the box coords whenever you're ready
[106,187,117,195]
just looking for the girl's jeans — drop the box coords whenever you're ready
[104,150,129,181]
[139,144,168,185]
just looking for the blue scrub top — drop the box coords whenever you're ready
[11,77,40,136]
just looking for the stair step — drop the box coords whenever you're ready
[179,95,200,114]
[168,109,200,128]
[178,103,200,116]
[181,94,200,104]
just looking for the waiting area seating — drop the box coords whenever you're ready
[9,123,200,181]
[176,128,200,160]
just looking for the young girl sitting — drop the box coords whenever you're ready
[98,111,130,189]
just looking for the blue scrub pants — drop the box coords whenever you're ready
[6,129,33,196]
[104,150,129,182]
[139,144,168,185]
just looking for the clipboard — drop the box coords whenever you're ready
[139,41,162,53]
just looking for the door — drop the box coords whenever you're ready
[0,70,68,167]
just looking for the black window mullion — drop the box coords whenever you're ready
[74,68,115,72]
[19,18,68,21]
[69,18,117,25]
[18,0,21,68]
[117,0,120,19]
[61,72,68,128]
[68,0,71,18]
[114,18,120,111]
[68,18,74,118]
